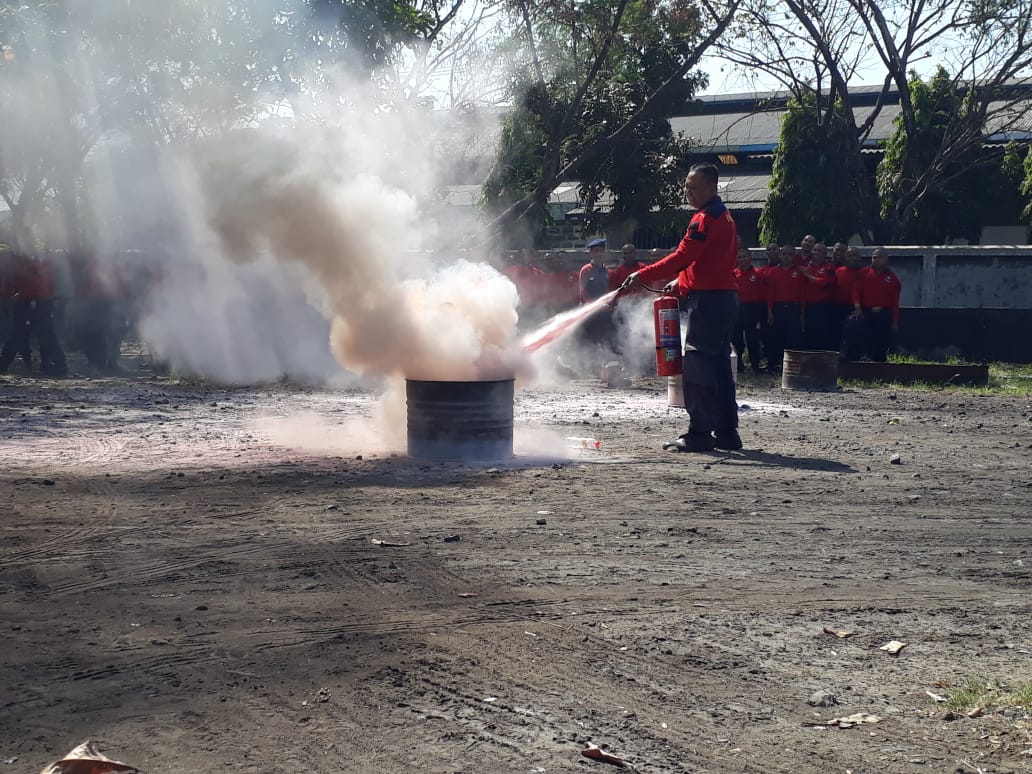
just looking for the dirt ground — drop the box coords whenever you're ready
[2,364,1031,773]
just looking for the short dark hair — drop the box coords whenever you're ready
[689,163,719,186]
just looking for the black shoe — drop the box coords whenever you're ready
[663,431,715,452]
[713,430,743,451]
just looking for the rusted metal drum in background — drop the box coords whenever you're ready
[406,379,515,461]
[782,350,840,391]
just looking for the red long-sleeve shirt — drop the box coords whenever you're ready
[609,261,644,291]
[834,266,861,305]
[804,261,837,304]
[541,270,580,309]
[734,265,766,304]
[766,265,807,310]
[636,197,738,294]
[853,267,902,323]
[9,257,54,300]
[504,264,547,306]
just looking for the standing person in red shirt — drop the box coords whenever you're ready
[836,246,865,358]
[621,163,741,452]
[832,241,849,267]
[764,245,807,374]
[732,247,765,373]
[72,251,130,373]
[0,252,32,371]
[578,239,611,303]
[851,247,902,362]
[802,242,838,350]
[798,234,816,266]
[0,253,67,375]
[608,244,644,291]
[540,252,580,315]
[608,244,648,372]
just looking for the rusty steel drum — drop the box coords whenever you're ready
[781,350,840,391]
[406,379,515,461]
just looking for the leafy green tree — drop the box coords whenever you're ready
[878,68,1027,243]
[1021,146,1032,226]
[758,92,867,246]
[0,0,449,251]
[483,0,739,245]
[719,0,1032,244]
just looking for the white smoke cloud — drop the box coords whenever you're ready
[73,35,529,388]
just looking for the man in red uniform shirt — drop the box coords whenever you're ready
[851,247,902,362]
[621,163,741,452]
[802,242,838,350]
[539,252,580,314]
[832,241,848,267]
[608,244,644,291]
[798,234,816,266]
[0,252,32,370]
[0,253,67,375]
[579,239,611,303]
[764,245,806,373]
[836,246,864,358]
[732,247,765,373]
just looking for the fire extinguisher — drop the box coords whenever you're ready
[653,294,682,377]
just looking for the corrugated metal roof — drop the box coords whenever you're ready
[719,171,772,208]
[670,103,901,153]
[671,97,1032,154]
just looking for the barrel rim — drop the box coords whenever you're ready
[405,377,516,387]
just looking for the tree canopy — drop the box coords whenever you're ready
[0,0,453,252]
[481,0,738,246]
[758,93,866,246]
[721,0,1032,243]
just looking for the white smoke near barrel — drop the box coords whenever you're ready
[170,127,529,383]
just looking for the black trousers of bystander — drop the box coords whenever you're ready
[864,308,894,362]
[732,301,765,371]
[0,299,34,372]
[803,301,837,350]
[843,312,865,361]
[767,302,802,373]
[833,303,852,353]
[681,290,739,435]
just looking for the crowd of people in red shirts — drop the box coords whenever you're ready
[501,233,903,376]
[733,235,903,373]
[0,251,137,376]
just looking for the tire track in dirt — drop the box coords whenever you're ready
[35,540,272,598]
[4,523,153,566]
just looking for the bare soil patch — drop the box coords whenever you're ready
[2,371,1031,773]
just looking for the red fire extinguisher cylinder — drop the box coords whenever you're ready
[653,295,682,377]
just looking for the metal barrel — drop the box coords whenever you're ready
[406,379,515,461]
[781,349,840,391]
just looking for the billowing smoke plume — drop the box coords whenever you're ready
[25,0,527,386]
[177,129,527,382]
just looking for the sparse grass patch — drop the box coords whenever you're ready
[943,678,1032,713]
[840,361,1032,395]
